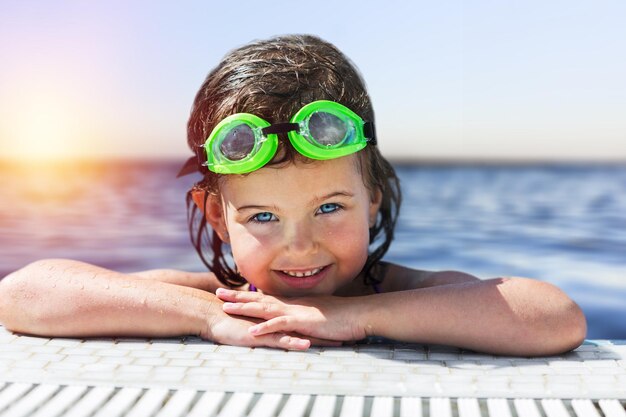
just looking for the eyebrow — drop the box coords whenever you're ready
[235,191,354,212]
[311,191,354,205]
[236,203,279,212]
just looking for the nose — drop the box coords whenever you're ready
[283,219,318,255]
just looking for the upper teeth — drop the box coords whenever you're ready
[282,267,322,277]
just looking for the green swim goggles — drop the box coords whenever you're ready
[200,100,376,174]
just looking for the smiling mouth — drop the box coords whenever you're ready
[278,266,326,278]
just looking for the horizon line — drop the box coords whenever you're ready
[2,156,626,167]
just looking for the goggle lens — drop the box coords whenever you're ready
[200,101,374,174]
[308,111,350,147]
[219,124,256,161]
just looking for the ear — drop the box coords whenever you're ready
[368,188,383,228]
[191,190,230,243]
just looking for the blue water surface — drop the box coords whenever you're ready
[0,161,624,339]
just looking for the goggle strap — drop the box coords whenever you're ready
[176,156,199,177]
[364,122,377,145]
[176,146,208,177]
[261,122,299,135]
[262,121,377,144]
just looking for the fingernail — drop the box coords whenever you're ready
[215,288,233,295]
[292,339,309,349]
[249,326,260,334]
[289,338,300,345]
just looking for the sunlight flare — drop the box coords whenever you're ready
[8,95,84,160]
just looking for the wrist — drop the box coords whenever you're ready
[199,293,224,340]
[355,294,386,338]
[183,289,221,339]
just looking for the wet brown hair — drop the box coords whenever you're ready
[185,34,401,288]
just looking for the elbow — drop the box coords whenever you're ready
[557,298,587,352]
[0,269,25,331]
[546,283,587,354]
[515,279,587,355]
[540,299,587,356]
[0,260,58,333]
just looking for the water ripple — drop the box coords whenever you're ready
[1,161,624,338]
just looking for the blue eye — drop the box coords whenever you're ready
[252,212,276,223]
[318,203,340,214]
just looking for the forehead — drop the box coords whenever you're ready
[219,155,367,203]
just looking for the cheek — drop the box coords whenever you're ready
[323,216,370,263]
[227,227,276,275]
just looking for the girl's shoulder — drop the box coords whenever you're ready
[378,262,481,292]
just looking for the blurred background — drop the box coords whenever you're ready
[1,1,625,339]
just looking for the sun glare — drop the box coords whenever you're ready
[0,91,107,198]
[7,96,84,160]
[0,69,109,163]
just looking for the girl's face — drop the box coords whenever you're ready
[208,155,381,296]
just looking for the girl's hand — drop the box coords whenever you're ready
[215,288,368,343]
[201,297,341,350]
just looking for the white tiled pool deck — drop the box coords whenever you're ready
[0,325,624,416]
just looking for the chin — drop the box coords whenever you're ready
[279,283,336,297]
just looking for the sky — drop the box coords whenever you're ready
[0,0,625,162]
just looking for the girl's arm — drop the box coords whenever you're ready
[362,276,587,356]
[0,259,210,338]
[375,264,586,355]
[130,269,227,292]
[0,259,317,350]
[217,267,587,356]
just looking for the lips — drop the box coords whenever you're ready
[280,267,323,277]
[274,265,329,289]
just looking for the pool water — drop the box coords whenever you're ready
[1,160,624,339]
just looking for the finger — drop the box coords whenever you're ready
[215,288,263,302]
[305,337,343,347]
[251,330,340,348]
[222,301,281,319]
[249,316,296,336]
[250,325,344,348]
[254,332,311,351]
[249,322,343,347]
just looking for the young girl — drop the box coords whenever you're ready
[0,35,586,356]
